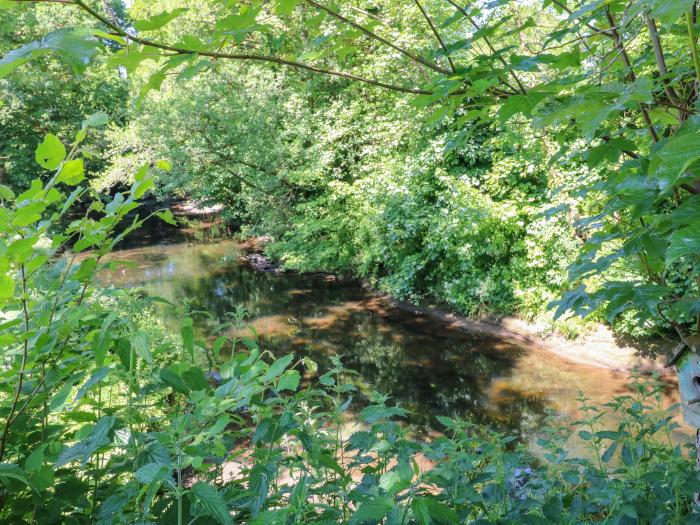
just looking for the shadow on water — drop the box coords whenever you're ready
[101,219,685,442]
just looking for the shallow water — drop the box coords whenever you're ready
[98,219,687,443]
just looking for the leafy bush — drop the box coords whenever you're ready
[0,132,697,524]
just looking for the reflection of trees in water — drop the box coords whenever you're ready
[145,250,549,436]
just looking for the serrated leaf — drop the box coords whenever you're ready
[277,370,300,391]
[349,496,393,525]
[190,482,232,524]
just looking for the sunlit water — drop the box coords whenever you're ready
[97,219,689,446]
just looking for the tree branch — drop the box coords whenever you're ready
[60,0,434,95]
[412,0,456,74]
[605,9,659,143]
[441,0,527,94]
[644,15,686,111]
[303,0,451,76]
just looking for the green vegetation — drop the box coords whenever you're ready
[2,0,700,522]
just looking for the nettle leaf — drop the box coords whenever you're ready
[349,496,393,525]
[133,8,188,32]
[35,134,66,170]
[412,496,458,524]
[277,370,300,391]
[135,462,171,484]
[190,482,232,524]
[55,416,115,466]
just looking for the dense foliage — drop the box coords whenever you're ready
[0,132,697,523]
[3,0,700,522]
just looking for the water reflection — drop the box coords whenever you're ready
[99,220,684,441]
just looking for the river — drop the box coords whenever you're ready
[97,218,688,447]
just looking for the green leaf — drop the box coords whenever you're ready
[277,370,300,391]
[349,496,393,525]
[262,353,294,382]
[82,111,109,129]
[0,464,31,488]
[667,223,700,266]
[0,185,15,201]
[275,0,301,16]
[133,8,188,32]
[647,0,694,25]
[160,367,190,395]
[0,273,14,301]
[24,446,45,473]
[35,134,66,170]
[55,416,115,466]
[651,115,700,192]
[155,159,172,171]
[602,441,618,463]
[156,209,177,225]
[135,462,171,484]
[190,482,232,525]
[57,159,85,185]
[359,404,407,424]
[73,367,110,405]
[0,29,102,78]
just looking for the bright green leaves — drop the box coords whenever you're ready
[156,209,177,225]
[0,28,102,79]
[106,44,160,74]
[133,8,187,32]
[215,4,263,43]
[35,134,66,170]
[0,273,13,302]
[57,159,85,186]
[274,0,301,16]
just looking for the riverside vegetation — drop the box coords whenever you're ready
[2,0,700,523]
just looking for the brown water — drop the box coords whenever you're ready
[99,219,688,444]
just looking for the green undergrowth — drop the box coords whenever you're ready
[0,130,697,524]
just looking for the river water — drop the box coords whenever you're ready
[99,219,687,444]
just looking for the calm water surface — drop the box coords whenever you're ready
[99,219,687,444]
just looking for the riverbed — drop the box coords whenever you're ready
[97,219,689,446]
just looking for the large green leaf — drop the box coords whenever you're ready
[190,482,232,525]
[651,115,700,192]
[35,134,66,170]
[667,223,700,265]
[0,28,102,78]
